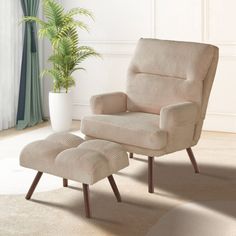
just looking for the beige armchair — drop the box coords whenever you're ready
[81,38,219,193]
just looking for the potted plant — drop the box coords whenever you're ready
[24,0,99,132]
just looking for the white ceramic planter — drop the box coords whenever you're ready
[49,91,72,132]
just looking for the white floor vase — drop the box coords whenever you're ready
[49,91,72,132]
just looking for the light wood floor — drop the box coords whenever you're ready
[0,120,81,141]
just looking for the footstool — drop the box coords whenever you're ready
[20,133,129,218]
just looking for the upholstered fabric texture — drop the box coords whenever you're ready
[82,112,167,150]
[81,38,219,156]
[55,140,129,184]
[127,39,217,115]
[46,132,85,148]
[90,92,127,114]
[20,134,129,185]
[20,133,84,174]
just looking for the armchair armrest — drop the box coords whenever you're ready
[90,92,127,114]
[160,102,199,130]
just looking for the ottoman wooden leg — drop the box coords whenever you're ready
[25,171,43,200]
[148,156,154,193]
[108,175,121,202]
[129,152,133,158]
[83,183,91,218]
[63,178,68,187]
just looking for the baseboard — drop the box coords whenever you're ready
[72,102,91,120]
[203,112,236,133]
[72,102,236,133]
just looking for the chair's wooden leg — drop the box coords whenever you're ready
[82,183,91,218]
[186,148,200,173]
[63,178,68,187]
[108,175,121,202]
[25,171,43,200]
[148,156,154,193]
[129,152,133,158]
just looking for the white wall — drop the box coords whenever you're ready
[44,0,236,132]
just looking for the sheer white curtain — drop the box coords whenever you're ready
[0,0,22,130]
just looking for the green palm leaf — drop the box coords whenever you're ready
[43,0,64,26]
[66,8,94,20]
[22,16,47,27]
[25,0,100,92]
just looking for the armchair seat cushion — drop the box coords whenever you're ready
[81,112,167,150]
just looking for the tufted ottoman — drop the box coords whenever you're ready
[20,133,129,218]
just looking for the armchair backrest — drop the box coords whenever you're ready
[126,38,219,143]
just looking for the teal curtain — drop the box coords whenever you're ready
[16,0,43,129]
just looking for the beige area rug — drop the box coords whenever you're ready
[1,132,236,235]
[146,201,236,236]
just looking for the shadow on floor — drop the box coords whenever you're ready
[117,154,236,219]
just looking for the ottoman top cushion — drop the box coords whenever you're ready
[20,133,84,174]
[20,134,129,185]
[55,140,129,185]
